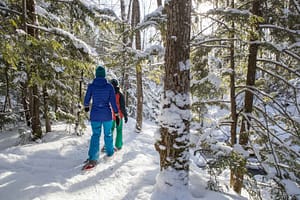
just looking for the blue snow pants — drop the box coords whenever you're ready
[88,121,114,161]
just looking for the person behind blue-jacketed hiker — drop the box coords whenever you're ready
[82,65,120,170]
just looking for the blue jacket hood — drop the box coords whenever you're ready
[92,77,108,87]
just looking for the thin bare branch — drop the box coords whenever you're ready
[0,5,22,15]
[292,0,300,14]
[256,66,297,87]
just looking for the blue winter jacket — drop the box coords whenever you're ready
[84,77,118,121]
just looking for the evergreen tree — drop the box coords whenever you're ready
[154,0,192,197]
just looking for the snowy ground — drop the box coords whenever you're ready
[0,118,246,200]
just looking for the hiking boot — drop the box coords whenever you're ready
[82,160,97,171]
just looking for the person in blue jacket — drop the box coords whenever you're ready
[82,65,120,170]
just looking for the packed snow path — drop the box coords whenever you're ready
[0,119,246,200]
[0,120,159,200]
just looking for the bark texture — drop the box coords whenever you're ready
[131,0,143,132]
[155,0,191,186]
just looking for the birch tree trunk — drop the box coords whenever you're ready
[154,0,191,195]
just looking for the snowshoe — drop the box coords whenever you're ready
[82,160,97,171]
[102,146,120,152]
[103,154,114,162]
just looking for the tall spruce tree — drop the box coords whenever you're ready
[154,0,192,197]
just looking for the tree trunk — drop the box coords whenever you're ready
[75,70,84,135]
[26,0,38,37]
[22,0,27,32]
[131,0,143,132]
[127,0,133,25]
[157,0,162,7]
[43,85,51,133]
[26,0,42,139]
[233,0,261,194]
[3,66,11,112]
[120,0,126,21]
[239,0,261,145]
[229,0,237,146]
[30,82,42,139]
[229,0,240,190]
[157,0,166,48]
[120,0,129,107]
[135,62,143,132]
[154,0,191,191]
[21,82,31,127]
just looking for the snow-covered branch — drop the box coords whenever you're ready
[25,23,97,56]
[54,0,73,2]
[283,49,300,61]
[137,6,166,30]
[257,58,300,78]
[254,105,299,139]
[248,106,300,166]
[236,86,300,135]
[49,27,97,56]
[207,8,252,17]
[144,45,165,57]
[256,66,300,115]
[77,0,121,22]
[122,44,164,60]
[240,109,286,149]
[243,110,284,177]
[257,66,298,88]
[191,38,236,47]
[192,100,230,106]
[205,15,231,31]
[258,41,300,61]
[259,24,300,35]
[36,5,61,23]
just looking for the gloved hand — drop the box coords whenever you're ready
[124,116,128,123]
[115,114,120,126]
[84,107,89,112]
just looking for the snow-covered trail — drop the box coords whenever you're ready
[0,119,247,200]
[0,119,159,200]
